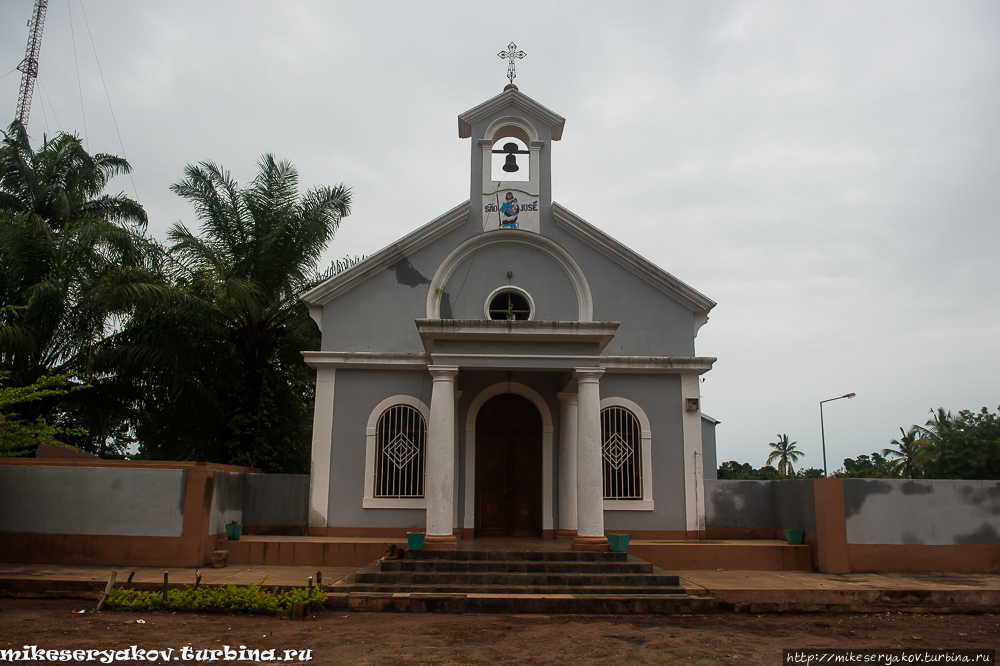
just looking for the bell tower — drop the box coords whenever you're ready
[458,82,565,235]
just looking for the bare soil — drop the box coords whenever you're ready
[1,598,997,664]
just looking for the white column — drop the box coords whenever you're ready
[308,368,335,532]
[573,367,608,551]
[556,392,579,539]
[681,372,706,534]
[452,390,462,534]
[424,365,459,549]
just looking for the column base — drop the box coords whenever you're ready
[571,535,609,551]
[555,529,578,541]
[422,534,459,550]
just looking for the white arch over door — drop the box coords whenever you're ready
[463,382,554,532]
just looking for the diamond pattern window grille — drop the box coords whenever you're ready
[601,406,642,499]
[375,404,426,498]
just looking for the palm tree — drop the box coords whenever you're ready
[158,154,351,469]
[919,408,960,444]
[766,433,803,478]
[882,426,929,479]
[0,121,146,234]
[0,123,162,435]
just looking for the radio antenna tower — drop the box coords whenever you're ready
[15,0,49,127]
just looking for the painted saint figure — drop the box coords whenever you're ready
[499,192,519,228]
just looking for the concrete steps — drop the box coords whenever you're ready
[327,548,709,613]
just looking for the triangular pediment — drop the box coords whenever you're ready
[300,201,469,309]
[458,87,566,141]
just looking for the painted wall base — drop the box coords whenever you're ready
[572,535,610,551]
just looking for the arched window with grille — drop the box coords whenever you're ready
[601,406,642,499]
[599,398,654,510]
[374,404,426,498]
[363,396,429,509]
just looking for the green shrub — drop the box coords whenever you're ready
[105,581,326,615]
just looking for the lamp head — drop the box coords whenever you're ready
[845,393,856,399]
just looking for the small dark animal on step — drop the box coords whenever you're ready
[382,543,404,560]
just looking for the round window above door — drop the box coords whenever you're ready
[485,286,534,321]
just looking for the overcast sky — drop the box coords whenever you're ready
[2,1,999,473]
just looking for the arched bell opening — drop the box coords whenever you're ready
[490,137,530,182]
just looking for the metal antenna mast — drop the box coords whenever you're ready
[15,0,49,127]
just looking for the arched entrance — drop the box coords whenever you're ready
[474,393,543,537]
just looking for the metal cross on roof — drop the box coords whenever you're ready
[498,42,526,86]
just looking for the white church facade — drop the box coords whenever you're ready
[301,84,718,550]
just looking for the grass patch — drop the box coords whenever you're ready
[105,581,325,615]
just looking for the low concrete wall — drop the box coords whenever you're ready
[244,474,308,526]
[844,479,1000,545]
[0,460,260,568]
[705,479,816,536]
[0,467,186,536]
[209,471,245,535]
[842,479,1000,573]
[707,478,1000,573]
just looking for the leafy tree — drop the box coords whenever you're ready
[882,426,930,479]
[924,407,1000,480]
[717,461,781,480]
[124,155,351,472]
[832,452,894,478]
[0,372,86,457]
[795,467,826,479]
[0,123,163,456]
[766,433,802,478]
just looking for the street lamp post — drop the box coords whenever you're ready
[820,392,856,477]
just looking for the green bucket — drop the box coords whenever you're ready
[783,528,804,545]
[407,532,425,550]
[607,533,631,552]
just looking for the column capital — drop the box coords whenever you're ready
[573,367,605,383]
[556,391,579,405]
[428,365,459,380]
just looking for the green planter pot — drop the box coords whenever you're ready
[607,533,631,552]
[407,532,425,550]
[225,524,242,541]
[783,528,804,545]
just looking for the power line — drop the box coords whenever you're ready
[78,0,138,200]
[37,79,62,133]
[67,0,88,150]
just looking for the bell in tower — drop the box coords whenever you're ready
[456,43,566,234]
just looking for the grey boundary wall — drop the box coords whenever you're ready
[705,479,817,533]
[707,478,1000,547]
[244,474,309,527]
[0,466,186,537]
[0,466,308,539]
[210,472,309,533]
[844,479,1000,546]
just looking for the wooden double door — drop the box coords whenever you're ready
[474,393,543,537]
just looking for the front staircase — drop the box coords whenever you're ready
[326,547,715,614]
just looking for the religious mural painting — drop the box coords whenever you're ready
[483,190,540,231]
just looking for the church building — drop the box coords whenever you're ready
[301,79,718,551]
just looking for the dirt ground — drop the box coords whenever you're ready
[0,598,997,665]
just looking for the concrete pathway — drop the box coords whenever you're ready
[3,563,999,612]
[0,563,357,593]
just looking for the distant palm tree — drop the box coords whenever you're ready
[766,434,803,478]
[881,426,929,479]
[919,408,959,444]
